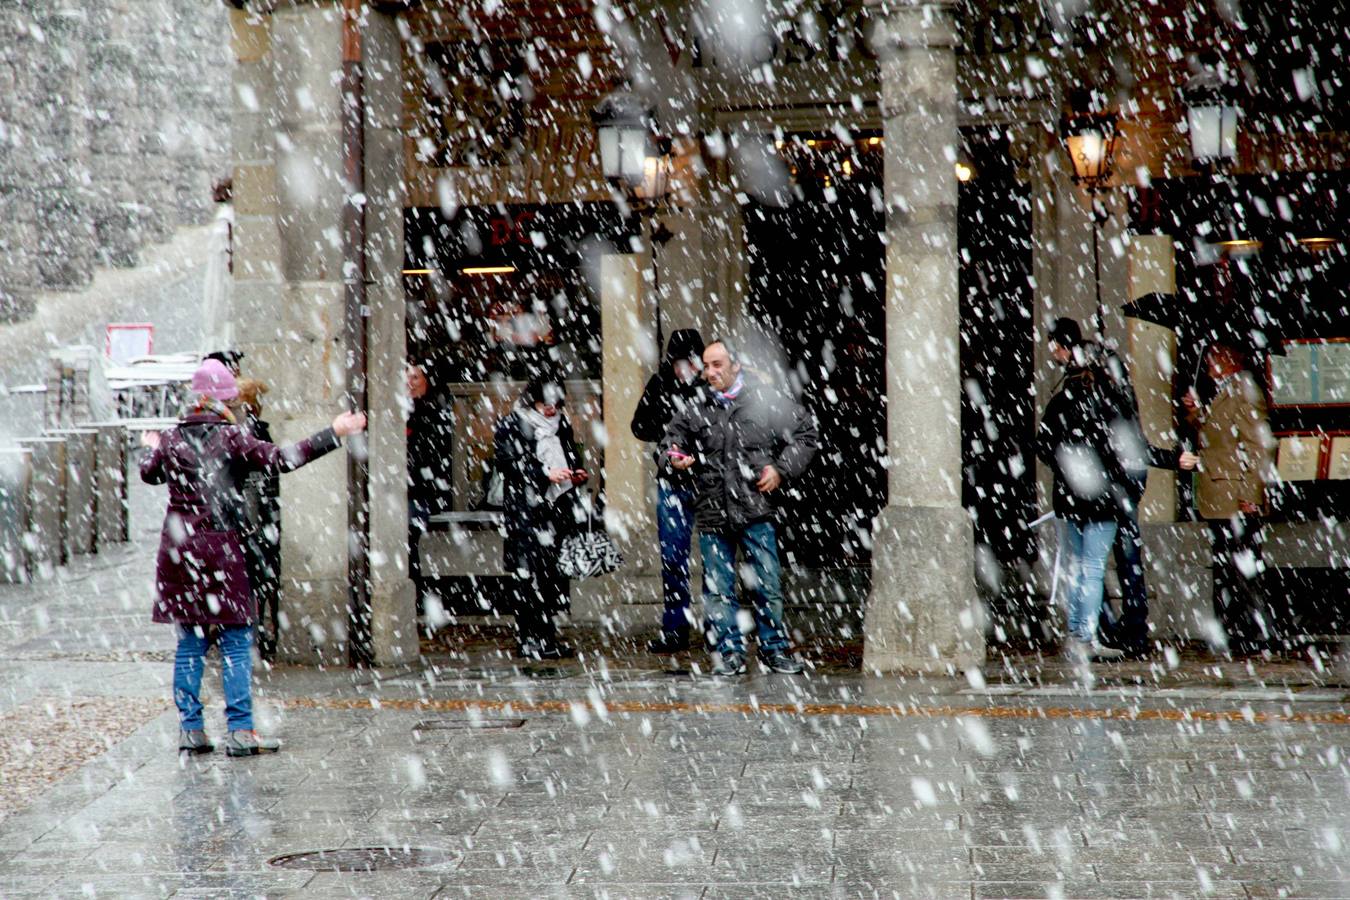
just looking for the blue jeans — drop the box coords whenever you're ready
[1100,509,1147,649]
[174,624,254,731]
[657,482,696,637]
[1060,520,1118,644]
[700,521,790,658]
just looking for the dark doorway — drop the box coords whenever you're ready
[744,166,887,570]
[957,130,1037,609]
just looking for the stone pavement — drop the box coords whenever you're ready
[4,480,1350,898]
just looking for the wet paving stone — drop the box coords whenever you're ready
[9,483,1350,899]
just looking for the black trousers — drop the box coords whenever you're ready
[512,571,570,641]
[241,528,281,661]
[512,500,574,642]
[1209,515,1272,652]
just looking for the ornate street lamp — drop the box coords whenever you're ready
[591,89,671,200]
[1181,69,1240,171]
[591,88,675,347]
[1060,106,1120,336]
[1060,110,1120,194]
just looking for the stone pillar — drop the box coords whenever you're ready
[88,0,148,268]
[1124,235,1212,640]
[16,437,67,579]
[134,0,178,243]
[862,0,983,675]
[1127,235,1179,524]
[34,5,96,288]
[574,251,662,628]
[93,423,129,547]
[48,428,97,556]
[0,2,42,320]
[0,448,33,583]
[231,2,414,665]
[362,11,418,665]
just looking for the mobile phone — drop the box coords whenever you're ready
[667,449,692,460]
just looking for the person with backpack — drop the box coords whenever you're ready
[140,359,365,756]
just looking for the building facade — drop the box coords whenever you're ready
[224,0,1349,669]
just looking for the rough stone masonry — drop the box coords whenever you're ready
[0,0,232,322]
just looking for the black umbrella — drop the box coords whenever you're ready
[1123,289,1285,358]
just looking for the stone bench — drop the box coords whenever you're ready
[421,511,505,578]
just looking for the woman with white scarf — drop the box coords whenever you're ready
[493,376,589,659]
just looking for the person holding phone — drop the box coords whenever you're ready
[494,374,589,660]
[630,329,706,654]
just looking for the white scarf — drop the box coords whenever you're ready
[521,408,571,501]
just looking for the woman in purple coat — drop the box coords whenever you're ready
[140,359,366,757]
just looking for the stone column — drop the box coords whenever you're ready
[166,1,231,228]
[231,2,414,665]
[1124,235,1211,640]
[862,0,983,675]
[1127,235,1178,524]
[573,251,662,629]
[0,1,42,320]
[87,0,145,268]
[34,5,96,288]
[362,11,418,665]
[129,0,177,243]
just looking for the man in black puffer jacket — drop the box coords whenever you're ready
[662,339,818,676]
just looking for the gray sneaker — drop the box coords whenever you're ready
[225,730,281,757]
[178,730,214,755]
[710,653,747,677]
[759,650,805,674]
[1089,641,1126,662]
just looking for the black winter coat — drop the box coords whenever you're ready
[1034,366,1138,523]
[494,408,583,582]
[662,377,818,533]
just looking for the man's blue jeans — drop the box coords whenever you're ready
[700,521,791,658]
[1100,509,1147,650]
[657,482,696,638]
[1060,520,1118,644]
[174,624,254,731]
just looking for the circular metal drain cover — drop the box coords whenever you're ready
[268,847,458,872]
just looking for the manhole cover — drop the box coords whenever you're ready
[413,717,526,731]
[268,847,458,872]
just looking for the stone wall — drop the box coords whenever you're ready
[0,0,232,322]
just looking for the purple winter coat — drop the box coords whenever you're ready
[139,412,342,626]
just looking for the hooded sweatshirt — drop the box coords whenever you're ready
[631,329,706,487]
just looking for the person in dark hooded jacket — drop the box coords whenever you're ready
[630,329,705,653]
[662,339,817,676]
[1035,319,1136,663]
[140,359,366,757]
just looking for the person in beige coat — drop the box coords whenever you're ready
[1183,342,1278,655]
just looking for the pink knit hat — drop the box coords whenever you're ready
[191,359,239,401]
